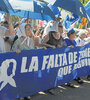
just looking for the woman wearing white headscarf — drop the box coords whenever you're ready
[11,24,35,52]
[42,22,65,48]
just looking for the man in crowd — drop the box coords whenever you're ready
[65,28,84,84]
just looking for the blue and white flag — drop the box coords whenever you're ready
[63,14,71,29]
[0,12,5,22]
[63,14,79,29]
[70,14,79,24]
[85,1,90,18]
[48,4,61,18]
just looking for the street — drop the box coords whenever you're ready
[29,76,90,100]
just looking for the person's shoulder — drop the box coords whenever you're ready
[73,39,76,42]
[0,25,7,30]
[64,38,69,41]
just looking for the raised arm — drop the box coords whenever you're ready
[5,13,15,37]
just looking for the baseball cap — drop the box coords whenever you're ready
[67,28,76,34]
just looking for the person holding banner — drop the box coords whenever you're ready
[42,15,62,38]
[41,23,66,94]
[64,28,77,47]
[11,24,36,52]
[84,28,90,81]
[42,22,66,49]
[65,28,84,84]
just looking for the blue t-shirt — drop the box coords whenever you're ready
[64,38,76,47]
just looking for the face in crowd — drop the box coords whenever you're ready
[80,34,86,40]
[67,28,76,40]
[58,23,63,36]
[25,24,32,37]
[70,32,76,40]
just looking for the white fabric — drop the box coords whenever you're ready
[75,37,85,46]
[16,23,27,37]
[37,36,42,49]
[4,41,11,53]
[4,35,16,52]
[9,34,16,41]
[21,36,31,47]
[0,25,7,37]
[0,26,7,53]
[0,37,6,52]
[52,22,59,32]
[78,30,86,37]
[52,22,61,38]
[43,21,54,37]
[38,36,42,44]
[43,21,61,38]
[84,37,90,42]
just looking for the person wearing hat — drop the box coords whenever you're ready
[42,22,65,49]
[65,28,84,84]
[42,15,62,38]
[64,28,77,47]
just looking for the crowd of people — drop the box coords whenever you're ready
[0,13,90,100]
[0,13,90,53]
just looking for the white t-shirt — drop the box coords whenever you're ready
[16,23,27,37]
[43,21,54,37]
[0,25,7,53]
[84,37,90,43]
[0,25,7,37]
[43,22,60,38]
[75,37,85,46]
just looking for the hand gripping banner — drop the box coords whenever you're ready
[0,43,90,100]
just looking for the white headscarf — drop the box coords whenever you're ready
[19,23,32,47]
[51,22,59,32]
[51,22,61,38]
[21,36,31,47]
[16,23,27,37]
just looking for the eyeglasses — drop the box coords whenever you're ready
[58,26,63,28]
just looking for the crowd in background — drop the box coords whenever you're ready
[0,13,90,53]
